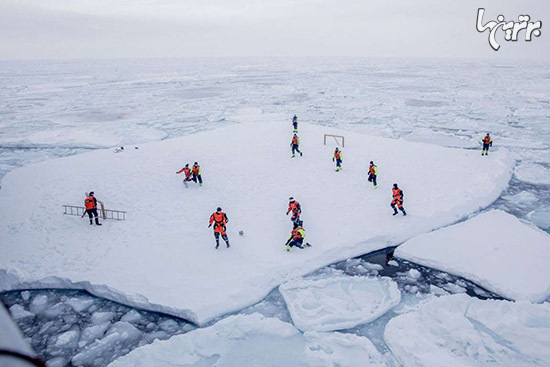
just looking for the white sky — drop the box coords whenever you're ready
[0,0,547,60]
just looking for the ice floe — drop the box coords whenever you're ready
[279,276,400,332]
[0,117,514,325]
[395,210,550,302]
[109,313,391,367]
[384,294,550,367]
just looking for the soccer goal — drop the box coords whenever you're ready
[324,134,345,147]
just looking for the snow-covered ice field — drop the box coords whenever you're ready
[1,58,550,367]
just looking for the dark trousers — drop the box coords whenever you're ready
[292,144,302,155]
[368,174,377,186]
[86,209,100,224]
[293,123,298,131]
[288,238,304,249]
[482,143,490,155]
[335,159,342,168]
[192,174,202,184]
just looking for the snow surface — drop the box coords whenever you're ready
[395,210,550,302]
[109,313,390,367]
[1,124,168,149]
[0,112,515,325]
[279,275,400,332]
[514,161,550,185]
[384,294,550,367]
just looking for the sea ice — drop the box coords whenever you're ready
[0,118,514,325]
[384,294,550,367]
[528,207,550,232]
[9,304,35,320]
[279,275,401,332]
[109,313,390,367]
[514,162,550,185]
[395,210,550,302]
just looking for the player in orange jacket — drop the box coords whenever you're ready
[333,147,343,171]
[84,192,102,226]
[481,133,493,156]
[192,162,203,186]
[391,183,407,216]
[176,164,192,186]
[290,134,303,158]
[286,197,302,224]
[209,207,230,249]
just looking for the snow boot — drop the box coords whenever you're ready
[286,245,291,251]
[215,241,219,249]
[300,152,303,156]
[400,208,407,216]
[226,241,230,248]
[95,218,102,226]
[302,243,311,249]
[392,210,398,216]
[89,220,93,225]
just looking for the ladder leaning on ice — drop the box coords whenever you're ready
[62,205,127,220]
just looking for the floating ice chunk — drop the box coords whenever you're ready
[384,294,550,367]
[20,290,30,301]
[279,276,401,332]
[29,294,49,314]
[91,311,115,324]
[158,319,180,333]
[429,285,448,296]
[9,304,35,320]
[387,260,399,267]
[109,313,390,367]
[79,322,111,347]
[72,322,142,366]
[502,191,537,205]
[407,269,421,279]
[66,297,95,313]
[441,282,466,294]
[528,207,550,231]
[396,210,550,302]
[120,309,142,323]
[364,262,384,272]
[514,162,550,185]
[43,302,66,319]
[47,357,67,367]
[54,329,80,349]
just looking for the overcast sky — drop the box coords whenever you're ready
[0,0,547,60]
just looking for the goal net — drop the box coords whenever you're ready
[323,134,345,147]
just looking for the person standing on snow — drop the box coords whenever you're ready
[191,162,203,186]
[390,183,407,216]
[286,197,302,224]
[209,207,230,249]
[292,115,299,133]
[84,192,102,226]
[176,164,192,186]
[285,221,311,251]
[368,161,378,188]
[290,134,303,158]
[481,133,493,156]
[333,147,343,171]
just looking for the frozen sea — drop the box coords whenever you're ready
[1,58,549,366]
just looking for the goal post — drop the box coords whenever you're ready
[323,134,345,147]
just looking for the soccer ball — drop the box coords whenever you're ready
[239,230,244,236]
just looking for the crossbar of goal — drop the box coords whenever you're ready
[323,134,345,147]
